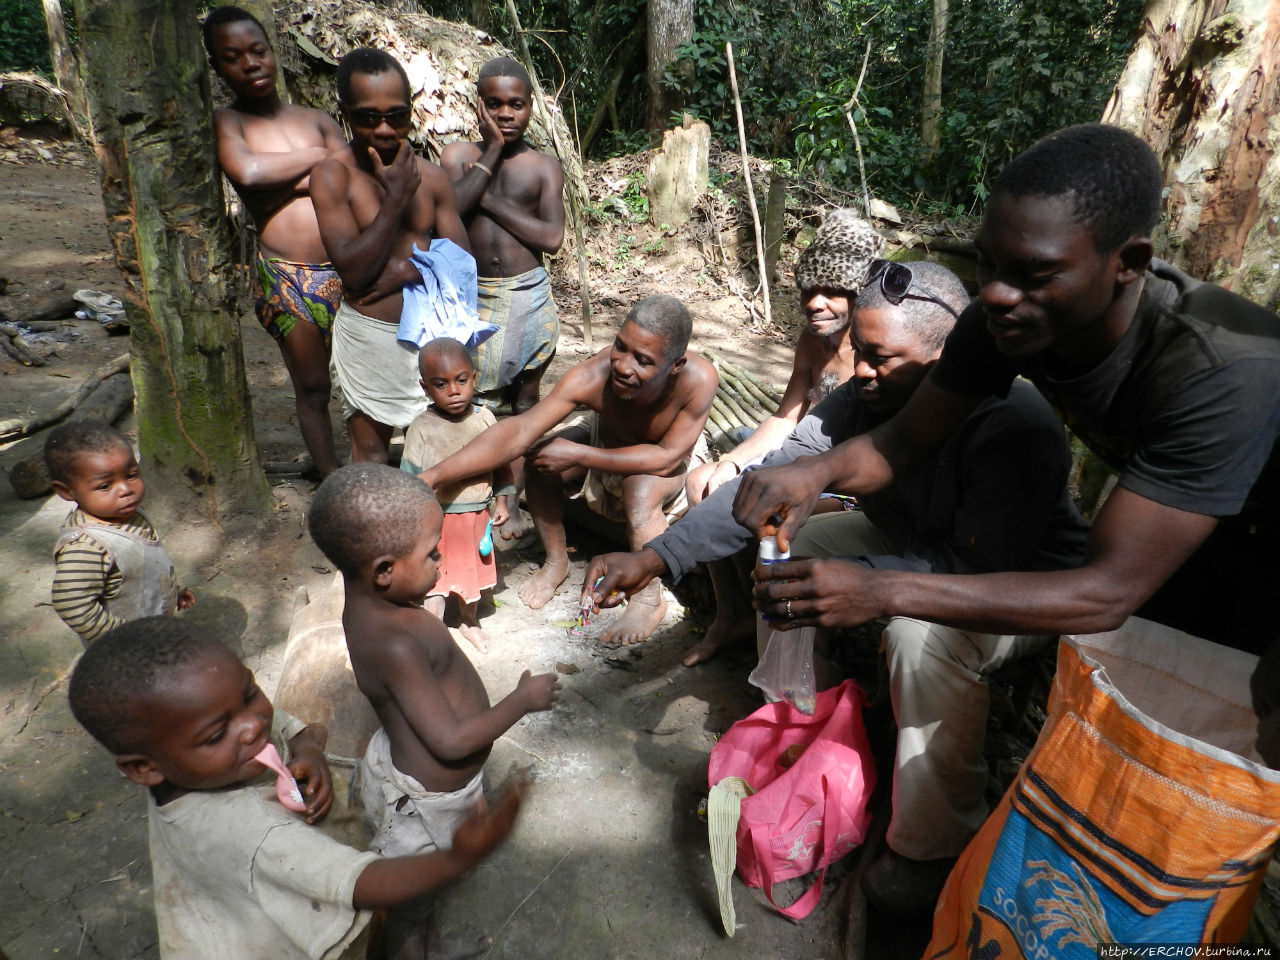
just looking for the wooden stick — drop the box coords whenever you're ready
[707,350,783,406]
[842,39,874,218]
[717,385,759,428]
[710,395,744,430]
[0,353,129,440]
[718,362,778,414]
[725,42,772,327]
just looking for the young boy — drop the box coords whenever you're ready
[67,616,523,959]
[401,338,514,654]
[46,420,194,645]
[440,56,565,417]
[307,464,560,959]
[441,56,566,542]
[204,6,346,477]
[310,48,472,465]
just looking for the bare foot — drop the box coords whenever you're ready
[428,926,492,960]
[600,581,666,645]
[497,506,535,541]
[458,622,492,654]
[682,612,755,667]
[517,558,569,609]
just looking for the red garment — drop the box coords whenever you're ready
[429,510,495,603]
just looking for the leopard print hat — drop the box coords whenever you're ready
[794,208,884,293]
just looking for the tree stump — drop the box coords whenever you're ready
[645,116,710,229]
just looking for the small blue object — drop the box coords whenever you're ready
[479,519,493,557]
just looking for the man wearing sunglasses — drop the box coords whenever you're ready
[581,257,1088,913]
[732,125,1280,767]
[311,48,472,464]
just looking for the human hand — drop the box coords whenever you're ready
[177,588,196,611]
[527,437,581,475]
[581,548,665,611]
[751,557,885,630]
[357,257,419,305]
[451,770,528,861]
[732,456,826,552]
[491,496,510,527]
[369,140,420,206]
[476,101,503,153]
[516,669,561,711]
[418,466,440,491]
[286,724,333,824]
[699,460,741,504]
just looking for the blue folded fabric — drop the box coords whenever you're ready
[397,238,497,350]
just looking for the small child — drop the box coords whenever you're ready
[308,464,559,960]
[45,420,194,645]
[67,616,524,960]
[401,338,515,653]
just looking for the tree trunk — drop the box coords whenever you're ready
[1103,0,1280,309]
[470,0,492,33]
[646,0,693,132]
[920,0,947,160]
[42,0,86,119]
[72,0,270,521]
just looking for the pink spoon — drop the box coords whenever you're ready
[253,743,307,812]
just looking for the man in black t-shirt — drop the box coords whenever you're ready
[687,124,1280,763]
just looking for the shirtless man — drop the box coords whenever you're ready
[681,209,878,664]
[441,56,565,542]
[421,295,717,644]
[310,47,472,464]
[204,6,346,477]
[441,57,565,415]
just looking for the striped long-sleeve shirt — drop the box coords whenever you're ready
[51,508,160,643]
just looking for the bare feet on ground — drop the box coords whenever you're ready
[600,581,666,646]
[497,507,535,541]
[682,612,756,667]
[517,558,569,609]
[458,622,492,654]
[428,927,492,960]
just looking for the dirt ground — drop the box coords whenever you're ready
[0,140,877,958]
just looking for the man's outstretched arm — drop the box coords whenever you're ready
[753,485,1218,636]
[733,376,979,550]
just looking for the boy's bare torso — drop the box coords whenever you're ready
[343,596,492,791]
[214,103,338,263]
[454,142,560,277]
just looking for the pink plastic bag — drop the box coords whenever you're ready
[707,679,876,920]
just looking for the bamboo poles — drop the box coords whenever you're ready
[701,350,785,448]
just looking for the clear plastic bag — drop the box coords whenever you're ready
[749,626,817,715]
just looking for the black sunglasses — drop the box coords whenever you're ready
[865,259,959,319]
[344,107,413,129]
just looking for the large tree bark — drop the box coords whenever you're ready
[646,0,693,132]
[72,0,270,520]
[42,0,86,119]
[920,0,947,161]
[1103,0,1280,308]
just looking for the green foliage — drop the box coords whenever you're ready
[661,0,1143,209]
[432,0,1143,210]
[0,0,75,75]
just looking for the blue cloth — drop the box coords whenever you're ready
[397,239,496,350]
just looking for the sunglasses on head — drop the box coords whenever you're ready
[865,259,960,319]
[345,107,413,129]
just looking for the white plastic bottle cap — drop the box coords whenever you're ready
[758,536,790,563]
